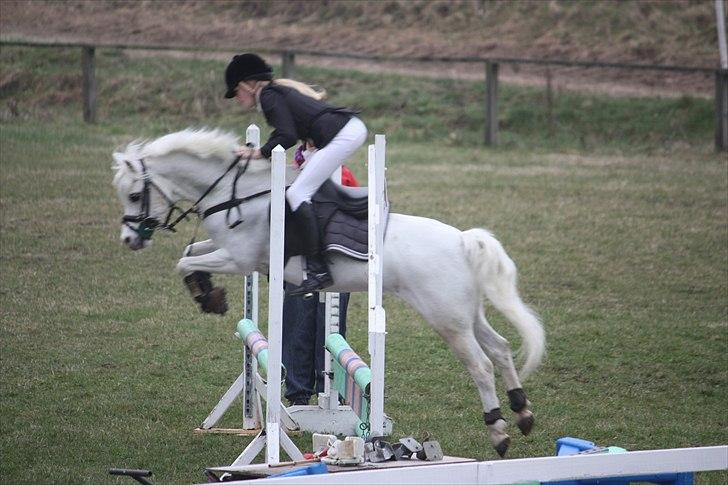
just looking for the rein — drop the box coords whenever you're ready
[164,150,250,231]
[202,188,274,220]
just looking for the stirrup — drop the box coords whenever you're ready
[286,272,333,298]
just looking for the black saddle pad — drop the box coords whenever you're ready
[284,180,388,261]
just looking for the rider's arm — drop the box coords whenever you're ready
[259,88,298,158]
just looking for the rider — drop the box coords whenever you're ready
[225,53,367,296]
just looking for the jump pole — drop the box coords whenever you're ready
[212,445,728,484]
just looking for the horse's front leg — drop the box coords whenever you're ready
[176,247,242,275]
[182,238,219,257]
[176,248,242,315]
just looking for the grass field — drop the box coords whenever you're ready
[1,46,726,484]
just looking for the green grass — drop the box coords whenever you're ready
[1,46,726,483]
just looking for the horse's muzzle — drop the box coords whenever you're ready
[121,230,147,250]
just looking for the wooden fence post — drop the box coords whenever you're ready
[485,61,499,146]
[82,46,97,124]
[546,66,555,135]
[716,69,728,152]
[281,51,295,79]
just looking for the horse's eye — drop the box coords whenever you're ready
[129,192,142,203]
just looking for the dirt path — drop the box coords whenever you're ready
[2,0,717,98]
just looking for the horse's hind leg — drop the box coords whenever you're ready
[473,310,534,436]
[437,328,511,457]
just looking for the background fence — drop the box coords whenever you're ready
[2,39,726,151]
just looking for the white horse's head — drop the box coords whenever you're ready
[112,149,169,250]
[112,128,241,250]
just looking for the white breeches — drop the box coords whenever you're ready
[285,117,367,211]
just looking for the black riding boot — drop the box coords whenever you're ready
[287,202,333,297]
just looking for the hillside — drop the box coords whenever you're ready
[0,0,722,96]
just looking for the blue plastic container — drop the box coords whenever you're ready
[556,437,597,456]
[267,462,328,479]
[548,437,693,485]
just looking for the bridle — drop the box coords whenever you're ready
[121,148,258,241]
[121,159,185,240]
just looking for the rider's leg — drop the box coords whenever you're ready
[286,201,333,296]
[286,117,367,211]
[286,117,367,296]
[282,285,319,405]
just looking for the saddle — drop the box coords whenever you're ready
[285,179,389,261]
[202,164,388,262]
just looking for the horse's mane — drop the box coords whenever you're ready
[130,128,240,162]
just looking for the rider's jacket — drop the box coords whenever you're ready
[258,84,357,158]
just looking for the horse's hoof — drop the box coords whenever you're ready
[201,287,228,315]
[494,436,511,458]
[487,418,510,458]
[516,410,534,436]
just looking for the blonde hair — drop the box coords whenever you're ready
[272,78,327,100]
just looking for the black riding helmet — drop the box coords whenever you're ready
[224,53,274,98]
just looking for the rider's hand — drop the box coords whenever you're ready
[235,146,263,159]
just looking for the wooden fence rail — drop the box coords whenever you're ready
[1,39,726,151]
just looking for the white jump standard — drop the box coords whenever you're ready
[226,144,303,465]
[223,132,392,467]
[288,135,392,439]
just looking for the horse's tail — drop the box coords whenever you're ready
[461,228,545,380]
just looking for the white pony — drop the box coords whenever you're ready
[112,128,545,457]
